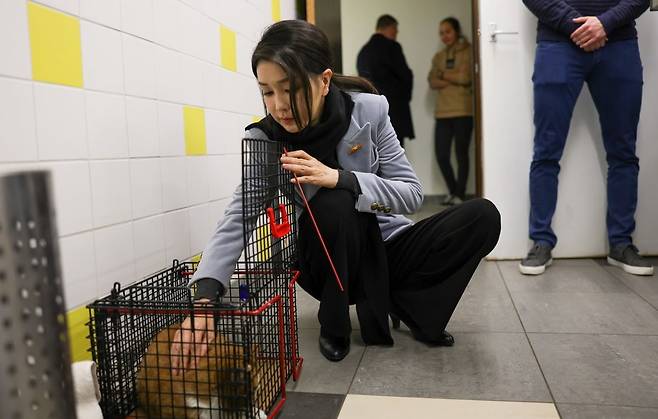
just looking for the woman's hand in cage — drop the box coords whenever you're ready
[280,150,339,188]
[170,299,215,376]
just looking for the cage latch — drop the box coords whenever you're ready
[266,204,290,238]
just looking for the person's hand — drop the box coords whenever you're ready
[170,299,215,376]
[280,150,339,188]
[571,17,607,51]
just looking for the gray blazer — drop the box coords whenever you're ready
[191,92,423,289]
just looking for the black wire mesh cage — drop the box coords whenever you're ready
[87,138,302,418]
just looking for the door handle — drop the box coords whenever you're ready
[489,22,519,42]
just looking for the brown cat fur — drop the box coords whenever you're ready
[135,323,274,418]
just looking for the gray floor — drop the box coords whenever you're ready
[279,198,658,419]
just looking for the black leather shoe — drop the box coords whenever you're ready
[318,335,350,362]
[437,330,455,346]
[411,329,455,347]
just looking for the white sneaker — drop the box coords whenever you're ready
[452,196,463,205]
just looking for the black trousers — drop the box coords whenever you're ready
[435,116,474,199]
[296,188,501,345]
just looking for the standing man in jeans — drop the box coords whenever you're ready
[520,0,653,276]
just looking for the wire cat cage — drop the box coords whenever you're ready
[87,138,302,418]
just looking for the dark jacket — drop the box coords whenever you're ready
[357,34,415,141]
[523,0,650,43]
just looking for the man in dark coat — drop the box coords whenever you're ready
[357,14,415,147]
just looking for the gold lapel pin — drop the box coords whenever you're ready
[349,144,363,155]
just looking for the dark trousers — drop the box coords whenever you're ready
[435,117,474,199]
[297,189,501,344]
[529,40,643,248]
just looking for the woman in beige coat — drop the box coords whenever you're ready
[428,17,474,205]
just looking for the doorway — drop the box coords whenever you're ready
[306,0,483,199]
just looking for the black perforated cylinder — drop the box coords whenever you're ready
[0,171,77,419]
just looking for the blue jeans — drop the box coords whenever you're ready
[529,40,643,248]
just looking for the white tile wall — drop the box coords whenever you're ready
[161,156,188,211]
[163,208,191,262]
[179,54,204,106]
[90,159,132,227]
[178,1,203,59]
[206,109,252,155]
[186,156,210,205]
[49,161,94,236]
[153,0,182,51]
[236,34,256,77]
[94,222,135,292]
[189,203,214,255]
[156,101,184,156]
[34,83,88,161]
[85,91,129,158]
[126,96,159,157]
[0,1,31,78]
[198,15,220,65]
[202,63,229,111]
[207,154,241,200]
[81,21,125,94]
[1,0,297,309]
[59,231,97,309]
[122,34,157,98]
[35,0,80,15]
[80,0,121,29]
[120,0,154,40]
[130,158,163,218]
[154,46,182,103]
[0,79,37,162]
[132,215,166,278]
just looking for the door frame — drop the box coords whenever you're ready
[471,0,483,197]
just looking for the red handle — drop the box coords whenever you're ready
[267,204,291,239]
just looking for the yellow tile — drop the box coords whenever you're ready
[220,25,237,72]
[67,306,92,362]
[339,395,560,419]
[28,1,83,87]
[272,0,281,22]
[256,222,272,262]
[183,106,207,155]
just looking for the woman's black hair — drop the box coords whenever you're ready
[441,17,464,39]
[251,20,377,130]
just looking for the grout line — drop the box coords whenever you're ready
[0,74,261,117]
[593,259,658,312]
[345,340,368,396]
[555,401,658,410]
[496,261,563,418]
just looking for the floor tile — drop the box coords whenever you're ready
[286,329,365,394]
[499,259,630,294]
[350,332,551,402]
[595,258,658,309]
[278,392,344,419]
[557,403,658,419]
[338,395,559,419]
[447,262,524,333]
[509,291,658,334]
[499,260,658,334]
[529,334,658,407]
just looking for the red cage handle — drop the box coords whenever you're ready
[267,204,291,239]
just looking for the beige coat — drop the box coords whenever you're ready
[428,40,473,118]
